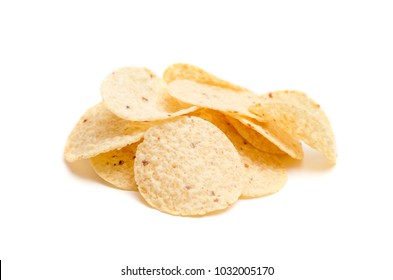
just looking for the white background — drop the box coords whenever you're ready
[1,0,392,279]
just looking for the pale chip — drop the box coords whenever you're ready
[250,90,336,163]
[168,80,268,122]
[134,116,243,216]
[193,109,287,198]
[227,116,304,160]
[64,103,149,162]
[163,63,248,91]
[100,67,197,121]
[89,142,140,191]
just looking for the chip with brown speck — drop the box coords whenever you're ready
[250,90,336,163]
[90,141,141,191]
[192,109,287,198]
[134,116,243,216]
[101,67,197,121]
[64,103,151,162]
[168,80,268,122]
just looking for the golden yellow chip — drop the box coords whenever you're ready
[64,103,150,162]
[100,67,197,121]
[227,116,304,160]
[90,142,140,191]
[163,63,248,91]
[250,90,336,163]
[134,116,244,216]
[225,116,285,155]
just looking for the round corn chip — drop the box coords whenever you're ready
[163,63,248,91]
[64,103,149,162]
[250,90,336,163]
[90,142,140,191]
[100,67,197,121]
[134,116,243,216]
[168,80,268,122]
[192,109,287,198]
[227,116,304,160]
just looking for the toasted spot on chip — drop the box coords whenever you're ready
[90,142,140,191]
[134,116,243,216]
[163,63,248,91]
[227,116,304,160]
[250,90,336,163]
[100,67,197,121]
[192,109,287,198]
[168,80,267,122]
[64,103,150,162]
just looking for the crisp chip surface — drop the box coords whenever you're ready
[100,67,197,121]
[250,90,336,163]
[227,116,304,160]
[134,116,243,216]
[225,116,285,155]
[65,63,337,216]
[168,80,267,122]
[64,103,149,162]
[163,63,248,91]
[90,142,140,191]
[192,110,287,198]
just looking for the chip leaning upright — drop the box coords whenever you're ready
[134,116,245,216]
[250,90,336,163]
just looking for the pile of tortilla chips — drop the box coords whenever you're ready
[64,63,336,216]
